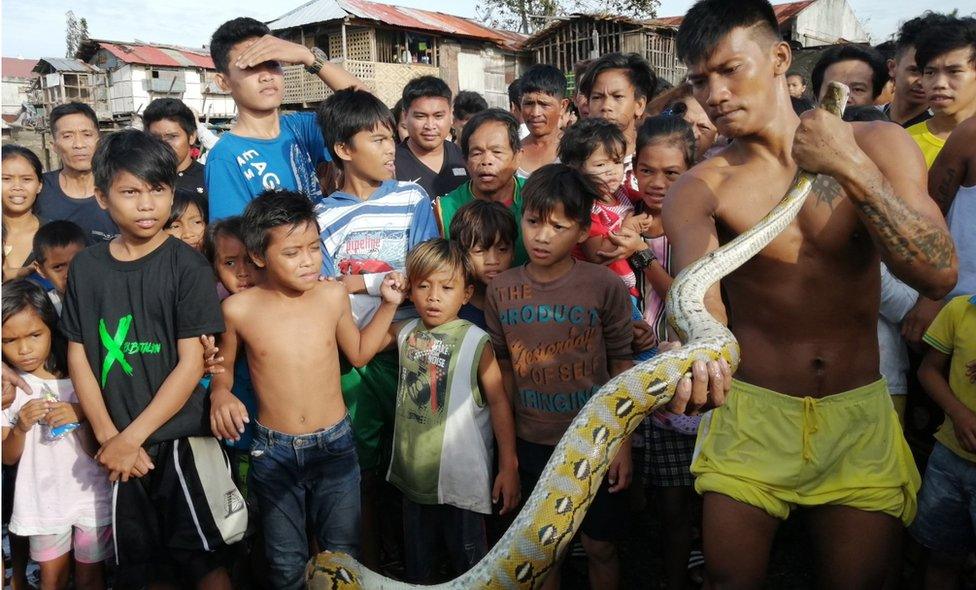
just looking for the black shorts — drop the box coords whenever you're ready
[516,438,624,542]
[113,437,245,587]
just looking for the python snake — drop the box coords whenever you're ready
[307,82,849,589]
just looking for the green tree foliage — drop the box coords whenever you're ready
[476,0,659,34]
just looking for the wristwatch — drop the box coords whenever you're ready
[628,248,657,271]
[305,47,328,75]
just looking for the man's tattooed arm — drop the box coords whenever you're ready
[836,123,957,300]
[931,165,960,214]
[853,184,954,271]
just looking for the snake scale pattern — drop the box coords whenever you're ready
[307,82,850,590]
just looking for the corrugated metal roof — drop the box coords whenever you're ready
[268,0,348,30]
[2,58,39,79]
[33,58,98,73]
[653,0,816,28]
[76,39,215,69]
[269,0,526,49]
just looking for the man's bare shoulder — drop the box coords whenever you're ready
[664,157,728,216]
[852,120,925,168]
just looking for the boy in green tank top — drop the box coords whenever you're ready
[373,239,520,583]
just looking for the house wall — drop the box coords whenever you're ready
[2,78,31,115]
[96,50,235,118]
[792,0,869,46]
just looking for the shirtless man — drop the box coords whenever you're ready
[662,1,958,587]
[517,65,569,178]
[208,190,404,590]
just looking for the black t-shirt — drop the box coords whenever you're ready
[882,103,932,129]
[37,170,119,244]
[61,236,224,443]
[176,160,208,201]
[395,139,469,198]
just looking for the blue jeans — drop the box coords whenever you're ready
[910,441,976,555]
[249,417,361,590]
[402,498,487,583]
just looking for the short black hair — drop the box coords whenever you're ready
[508,78,522,109]
[558,117,626,168]
[402,75,452,111]
[786,71,805,84]
[241,189,318,257]
[914,17,976,71]
[449,199,518,252]
[636,115,697,168]
[203,215,245,265]
[32,220,87,263]
[676,0,780,65]
[316,88,396,170]
[143,98,196,137]
[896,12,956,58]
[2,279,67,378]
[49,101,98,135]
[92,129,178,196]
[210,17,271,74]
[578,52,657,102]
[1,144,43,181]
[811,44,889,99]
[459,108,521,158]
[166,188,209,229]
[521,163,595,229]
[519,65,567,100]
[453,90,489,122]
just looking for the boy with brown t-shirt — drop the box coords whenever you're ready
[485,164,634,590]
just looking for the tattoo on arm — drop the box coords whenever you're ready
[855,183,954,270]
[933,166,958,214]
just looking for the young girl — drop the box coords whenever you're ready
[559,117,642,301]
[1,280,112,590]
[164,189,207,251]
[610,115,701,590]
[2,145,45,282]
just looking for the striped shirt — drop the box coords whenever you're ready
[640,231,673,344]
[316,180,438,325]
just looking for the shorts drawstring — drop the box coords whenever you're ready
[801,397,819,462]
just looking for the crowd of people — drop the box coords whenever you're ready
[1,0,974,588]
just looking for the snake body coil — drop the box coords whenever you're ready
[307,82,850,590]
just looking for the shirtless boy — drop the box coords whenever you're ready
[664,1,958,587]
[208,190,404,590]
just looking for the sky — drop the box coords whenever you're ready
[1,0,971,60]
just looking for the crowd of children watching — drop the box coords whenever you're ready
[1,2,975,589]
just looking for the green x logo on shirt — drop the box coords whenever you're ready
[99,315,134,387]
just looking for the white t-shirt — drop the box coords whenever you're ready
[0,373,111,535]
[878,264,918,396]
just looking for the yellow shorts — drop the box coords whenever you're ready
[691,379,920,526]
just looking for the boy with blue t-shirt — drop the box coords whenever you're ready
[204,17,363,220]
